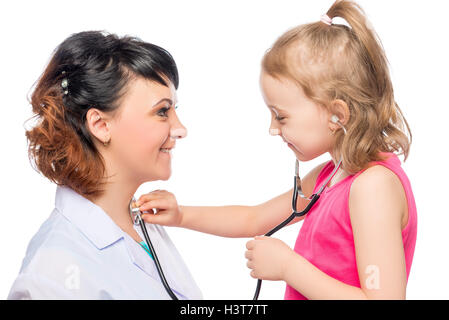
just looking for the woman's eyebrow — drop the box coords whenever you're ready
[152,98,173,108]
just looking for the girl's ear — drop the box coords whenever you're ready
[329,99,350,127]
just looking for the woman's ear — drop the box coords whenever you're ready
[86,108,111,146]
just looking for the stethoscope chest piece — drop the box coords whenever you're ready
[128,196,179,300]
[129,197,141,226]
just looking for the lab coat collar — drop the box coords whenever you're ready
[55,185,191,298]
[55,185,124,250]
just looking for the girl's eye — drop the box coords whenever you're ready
[275,116,286,122]
[157,107,170,118]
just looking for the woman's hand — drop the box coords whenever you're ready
[134,190,183,227]
[245,236,295,281]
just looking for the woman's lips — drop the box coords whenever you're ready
[159,147,172,156]
[159,144,175,152]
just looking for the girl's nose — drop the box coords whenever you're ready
[269,128,281,136]
[170,127,187,140]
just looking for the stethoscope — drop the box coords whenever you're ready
[129,199,179,300]
[252,156,344,299]
[128,116,346,300]
[252,116,347,299]
[128,156,343,301]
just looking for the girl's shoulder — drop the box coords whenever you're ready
[349,162,409,230]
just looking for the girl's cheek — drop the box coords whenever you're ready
[282,127,301,149]
[283,125,316,157]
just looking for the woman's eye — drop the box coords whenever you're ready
[157,107,170,118]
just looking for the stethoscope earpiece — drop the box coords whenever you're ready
[331,115,347,135]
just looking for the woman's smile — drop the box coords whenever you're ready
[159,146,174,157]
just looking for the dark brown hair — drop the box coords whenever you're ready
[25,30,179,200]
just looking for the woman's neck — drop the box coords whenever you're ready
[91,178,141,241]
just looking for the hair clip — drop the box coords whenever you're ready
[61,71,69,95]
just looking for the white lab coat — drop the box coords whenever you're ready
[8,185,203,300]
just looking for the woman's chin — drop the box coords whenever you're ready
[157,167,172,181]
[140,166,171,182]
[159,173,171,181]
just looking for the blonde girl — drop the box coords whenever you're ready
[135,0,417,300]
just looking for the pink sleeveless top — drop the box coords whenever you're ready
[284,152,417,300]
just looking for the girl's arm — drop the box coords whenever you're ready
[179,161,328,238]
[140,161,328,238]
[282,165,407,299]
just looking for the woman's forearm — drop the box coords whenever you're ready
[179,205,257,238]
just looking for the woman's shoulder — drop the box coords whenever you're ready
[9,209,99,300]
[22,209,92,270]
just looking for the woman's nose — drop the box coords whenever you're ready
[169,111,187,140]
[170,127,187,140]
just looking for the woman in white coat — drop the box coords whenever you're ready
[8,30,202,300]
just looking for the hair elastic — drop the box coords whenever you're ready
[320,14,333,26]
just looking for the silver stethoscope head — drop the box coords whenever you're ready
[129,197,142,226]
[128,196,179,300]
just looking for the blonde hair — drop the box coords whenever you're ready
[262,0,412,174]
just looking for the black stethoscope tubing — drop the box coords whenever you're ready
[252,176,321,300]
[130,156,342,301]
[252,157,343,300]
[130,199,179,300]
[138,217,179,300]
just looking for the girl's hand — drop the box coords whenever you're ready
[134,190,183,227]
[245,236,294,281]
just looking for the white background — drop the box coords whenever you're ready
[1,0,448,300]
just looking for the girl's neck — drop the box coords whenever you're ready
[328,150,349,187]
[327,167,349,188]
